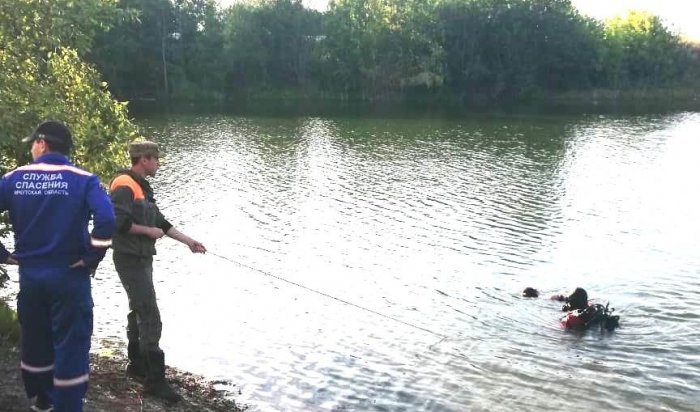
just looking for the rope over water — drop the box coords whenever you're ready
[207,251,447,339]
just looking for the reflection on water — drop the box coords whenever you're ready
[6,112,700,411]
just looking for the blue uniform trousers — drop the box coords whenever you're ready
[17,265,93,412]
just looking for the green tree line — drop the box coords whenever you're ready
[89,0,699,105]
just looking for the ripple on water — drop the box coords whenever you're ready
[45,113,694,411]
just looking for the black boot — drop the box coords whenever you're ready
[30,393,52,412]
[144,350,182,402]
[125,312,146,379]
[126,340,146,380]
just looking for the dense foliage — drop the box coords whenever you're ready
[0,0,140,179]
[89,0,698,104]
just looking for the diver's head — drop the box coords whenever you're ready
[522,287,539,298]
[566,287,588,310]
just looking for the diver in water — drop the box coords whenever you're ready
[551,287,589,311]
[521,286,587,310]
[522,286,620,331]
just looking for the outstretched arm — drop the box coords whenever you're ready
[165,227,206,253]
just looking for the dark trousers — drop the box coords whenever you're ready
[17,265,93,412]
[112,252,162,352]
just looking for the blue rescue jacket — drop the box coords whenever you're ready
[0,153,115,269]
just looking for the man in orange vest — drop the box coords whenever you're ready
[110,141,205,402]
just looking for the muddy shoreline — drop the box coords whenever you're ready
[0,342,245,411]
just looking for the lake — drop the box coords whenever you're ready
[6,111,700,411]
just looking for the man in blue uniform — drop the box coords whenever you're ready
[0,120,115,412]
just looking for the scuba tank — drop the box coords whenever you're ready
[562,302,620,331]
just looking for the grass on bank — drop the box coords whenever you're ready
[0,300,20,346]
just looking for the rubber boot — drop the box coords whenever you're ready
[144,350,182,402]
[125,312,146,379]
[126,340,146,380]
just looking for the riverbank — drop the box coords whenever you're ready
[0,342,244,411]
[126,85,700,117]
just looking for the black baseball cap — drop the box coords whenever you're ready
[22,120,73,150]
